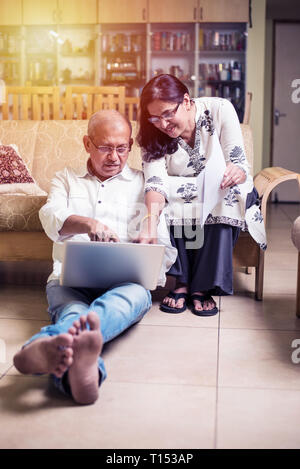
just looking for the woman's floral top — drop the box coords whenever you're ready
[143,97,267,250]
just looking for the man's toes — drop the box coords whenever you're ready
[55,333,73,349]
[72,320,81,334]
[62,355,73,368]
[68,326,77,336]
[79,316,88,330]
[62,347,73,364]
[54,364,67,378]
[87,312,100,331]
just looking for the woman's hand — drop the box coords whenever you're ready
[220,162,246,189]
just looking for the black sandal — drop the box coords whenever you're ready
[190,293,218,317]
[160,291,188,314]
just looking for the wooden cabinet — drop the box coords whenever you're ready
[148,0,198,23]
[6,0,250,26]
[58,0,97,24]
[199,0,249,23]
[0,0,22,25]
[98,0,147,23]
[23,0,97,25]
[23,0,58,25]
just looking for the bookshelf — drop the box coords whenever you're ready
[100,24,147,97]
[0,22,247,119]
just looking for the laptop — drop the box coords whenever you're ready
[60,240,166,291]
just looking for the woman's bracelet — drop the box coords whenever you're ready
[141,213,159,225]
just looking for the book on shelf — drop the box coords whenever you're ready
[199,30,245,51]
[102,33,144,54]
[152,31,192,52]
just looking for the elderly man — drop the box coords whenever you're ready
[14,110,175,405]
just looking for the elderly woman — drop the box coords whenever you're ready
[137,74,266,316]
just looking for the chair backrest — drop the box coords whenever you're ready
[0,86,60,120]
[240,123,254,175]
[243,91,252,125]
[64,86,126,119]
[125,97,140,121]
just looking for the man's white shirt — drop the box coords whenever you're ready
[39,163,177,287]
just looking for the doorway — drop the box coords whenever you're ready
[272,21,300,202]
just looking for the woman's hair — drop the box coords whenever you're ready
[137,74,190,161]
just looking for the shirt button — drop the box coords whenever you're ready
[101,184,104,188]
[98,200,101,203]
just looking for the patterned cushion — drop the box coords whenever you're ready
[0,144,47,196]
[0,194,46,231]
[0,120,40,173]
[0,144,34,184]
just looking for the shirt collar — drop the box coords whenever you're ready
[75,160,135,182]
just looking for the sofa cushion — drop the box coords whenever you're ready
[0,120,40,173]
[0,144,47,197]
[0,194,46,231]
[31,120,143,193]
[0,144,34,183]
[31,120,89,193]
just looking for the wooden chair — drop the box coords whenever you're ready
[234,125,300,299]
[125,97,140,121]
[64,86,126,120]
[243,91,252,125]
[0,86,60,120]
[235,92,300,299]
[291,216,300,317]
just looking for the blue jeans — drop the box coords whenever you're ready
[24,280,152,396]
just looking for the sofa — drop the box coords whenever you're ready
[0,119,264,298]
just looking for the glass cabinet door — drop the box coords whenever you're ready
[198,22,247,121]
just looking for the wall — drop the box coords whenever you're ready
[262,18,273,170]
[246,0,266,175]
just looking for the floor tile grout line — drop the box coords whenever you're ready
[213,326,300,332]
[0,364,14,380]
[213,297,222,450]
[216,383,300,392]
[215,325,300,332]
[0,317,49,323]
[2,372,219,388]
[138,323,219,330]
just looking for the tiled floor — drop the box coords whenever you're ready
[0,203,299,449]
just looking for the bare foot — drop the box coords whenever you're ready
[13,334,74,378]
[67,312,103,405]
